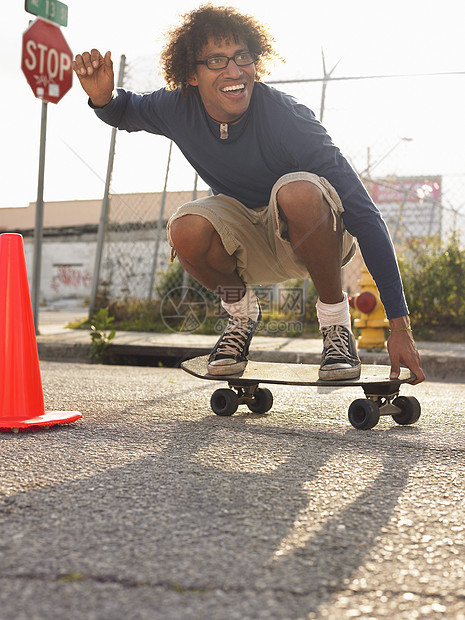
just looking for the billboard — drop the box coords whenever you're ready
[366,176,442,244]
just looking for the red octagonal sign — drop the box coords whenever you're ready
[21,18,73,104]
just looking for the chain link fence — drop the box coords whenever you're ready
[92,55,465,331]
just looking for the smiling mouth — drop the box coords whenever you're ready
[220,83,245,94]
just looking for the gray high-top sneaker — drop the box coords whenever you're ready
[207,306,262,375]
[319,325,361,380]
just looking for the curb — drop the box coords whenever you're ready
[37,338,464,381]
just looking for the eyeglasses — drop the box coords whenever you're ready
[195,51,256,71]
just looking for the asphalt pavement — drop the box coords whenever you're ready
[1,309,464,619]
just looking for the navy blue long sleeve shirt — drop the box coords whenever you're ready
[94,82,408,318]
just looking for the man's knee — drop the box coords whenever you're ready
[277,181,325,221]
[169,214,223,263]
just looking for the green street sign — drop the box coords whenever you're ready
[25,0,68,27]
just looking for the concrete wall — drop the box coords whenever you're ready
[21,232,173,307]
[2,190,206,308]
[23,234,96,306]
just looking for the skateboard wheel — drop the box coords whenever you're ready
[348,399,380,430]
[247,387,273,414]
[392,396,421,425]
[210,388,239,416]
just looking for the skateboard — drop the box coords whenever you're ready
[181,355,420,430]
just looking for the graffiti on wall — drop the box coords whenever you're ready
[50,264,93,294]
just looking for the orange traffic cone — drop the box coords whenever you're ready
[0,233,82,431]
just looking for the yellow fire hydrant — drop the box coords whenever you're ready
[350,264,389,349]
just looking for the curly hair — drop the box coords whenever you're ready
[160,4,280,95]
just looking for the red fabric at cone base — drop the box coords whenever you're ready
[0,233,82,429]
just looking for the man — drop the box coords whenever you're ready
[73,5,424,383]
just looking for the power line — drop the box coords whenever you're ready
[267,70,465,85]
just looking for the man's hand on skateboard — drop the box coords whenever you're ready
[387,318,425,385]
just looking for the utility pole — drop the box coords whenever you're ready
[319,49,340,123]
[89,54,126,318]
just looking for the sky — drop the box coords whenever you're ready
[1,0,464,216]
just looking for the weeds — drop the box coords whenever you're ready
[89,308,116,363]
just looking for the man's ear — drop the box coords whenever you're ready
[187,74,198,87]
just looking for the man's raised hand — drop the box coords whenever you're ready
[72,49,114,108]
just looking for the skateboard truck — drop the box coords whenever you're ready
[349,381,421,430]
[210,383,274,417]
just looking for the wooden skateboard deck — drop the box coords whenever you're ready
[182,355,414,387]
[181,356,420,430]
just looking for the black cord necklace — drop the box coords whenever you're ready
[205,108,250,141]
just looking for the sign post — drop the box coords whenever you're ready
[32,100,48,336]
[21,14,72,333]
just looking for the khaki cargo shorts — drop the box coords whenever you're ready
[167,172,356,286]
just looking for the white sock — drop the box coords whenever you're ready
[316,292,351,330]
[222,286,260,321]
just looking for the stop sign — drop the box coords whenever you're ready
[21,18,73,104]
